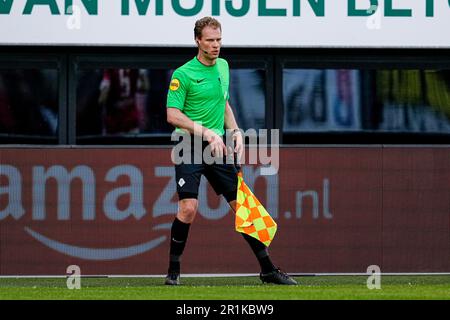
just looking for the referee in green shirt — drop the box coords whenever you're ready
[165,17,297,286]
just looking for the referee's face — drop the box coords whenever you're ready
[196,26,222,61]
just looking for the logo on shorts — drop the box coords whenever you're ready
[170,79,180,91]
[178,178,185,187]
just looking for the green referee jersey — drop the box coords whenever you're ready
[167,56,230,136]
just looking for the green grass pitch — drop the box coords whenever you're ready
[0,275,449,300]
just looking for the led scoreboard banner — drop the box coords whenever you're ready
[0,0,449,47]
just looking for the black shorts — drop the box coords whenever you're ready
[173,134,238,202]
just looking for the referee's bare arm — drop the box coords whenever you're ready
[224,102,243,157]
[224,101,239,132]
[167,107,227,157]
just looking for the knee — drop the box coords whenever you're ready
[177,200,198,223]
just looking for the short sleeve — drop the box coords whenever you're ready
[167,70,188,111]
[218,59,230,101]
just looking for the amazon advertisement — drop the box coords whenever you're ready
[0,147,449,275]
[0,0,450,47]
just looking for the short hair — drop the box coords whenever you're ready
[194,17,222,39]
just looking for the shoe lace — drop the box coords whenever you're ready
[168,272,179,280]
[275,268,291,279]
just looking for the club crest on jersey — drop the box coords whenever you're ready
[170,79,180,91]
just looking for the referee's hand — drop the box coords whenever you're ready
[204,129,227,158]
[233,130,244,165]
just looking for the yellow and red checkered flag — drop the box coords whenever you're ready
[235,171,277,247]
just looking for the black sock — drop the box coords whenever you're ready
[241,233,276,273]
[168,217,191,274]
